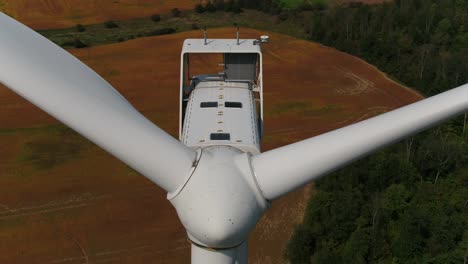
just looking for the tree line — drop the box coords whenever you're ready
[269,1,468,263]
[286,125,467,263]
[302,0,468,96]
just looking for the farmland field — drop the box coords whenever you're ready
[0,28,421,263]
[0,0,196,29]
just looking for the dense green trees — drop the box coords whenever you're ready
[286,129,467,263]
[197,0,284,15]
[274,1,468,262]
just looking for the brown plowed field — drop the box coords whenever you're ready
[0,28,422,263]
[0,0,196,29]
[0,0,392,30]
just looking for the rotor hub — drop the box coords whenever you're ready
[168,146,269,249]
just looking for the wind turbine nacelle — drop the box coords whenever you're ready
[178,38,265,153]
[168,146,269,248]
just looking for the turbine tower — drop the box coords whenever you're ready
[1,13,467,264]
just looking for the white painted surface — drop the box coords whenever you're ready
[252,84,468,200]
[191,242,247,264]
[0,13,196,193]
[182,39,262,54]
[235,241,248,264]
[179,39,264,141]
[169,147,268,249]
[182,81,260,154]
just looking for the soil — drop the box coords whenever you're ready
[0,28,422,263]
[0,0,196,29]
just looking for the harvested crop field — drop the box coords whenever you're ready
[0,28,422,263]
[0,0,196,29]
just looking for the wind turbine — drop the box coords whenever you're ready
[1,13,467,264]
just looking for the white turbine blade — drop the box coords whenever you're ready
[0,13,196,192]
[252,84,468,200]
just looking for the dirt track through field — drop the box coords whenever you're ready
[0,28,422,263]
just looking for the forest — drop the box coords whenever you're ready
[281,1,468,263]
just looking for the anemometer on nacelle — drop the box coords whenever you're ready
[179,29,269,154]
